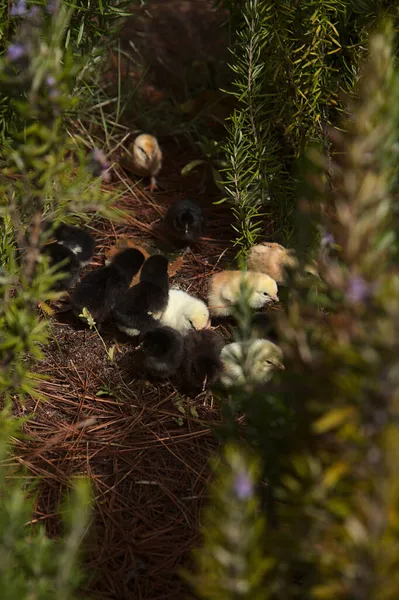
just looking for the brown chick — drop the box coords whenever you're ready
[124,133,162,192]
[247,242,298,284]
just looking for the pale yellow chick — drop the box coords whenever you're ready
[208,270,278,317]
[157,289,210,334]
[220,339,284,387]
[129,133,162,192]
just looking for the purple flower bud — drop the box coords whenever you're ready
[321,231,335,249]
[7,43,26,62]
[46,76,56,87]
[10,0,27,16]
[233,471,253,500]
[347,275,371,304]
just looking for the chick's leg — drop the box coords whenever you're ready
[145,176,158,193]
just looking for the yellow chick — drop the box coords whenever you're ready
[220,339,284,387]
[247,242,297,284]
[208,270,278,317]
[158,289,210,334]
[128,133,162,192]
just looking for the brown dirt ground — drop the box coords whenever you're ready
[12,3,276,599]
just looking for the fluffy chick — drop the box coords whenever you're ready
[42,242,81,291]
[208,270,278,317]
[179,329,224,395]
[158,288,210,334]
[54,223,95,266]
[129,133,162,192]
[71,248,145,325]
[112,255,169,337]
[247,242,297,284]
[220,338,284,387]
[136,326,184,379]
[164,198,205,246]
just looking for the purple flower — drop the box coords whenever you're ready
[233,471,253,500]
[7,43,26,62]
[347,275,371,304]
[46,75,56,87]
[321,231,335,249]
[10,0,27,16]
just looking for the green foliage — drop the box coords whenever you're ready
[0,3,112,402]
[186,443,268,600]
[220,0,399,256]
[0,6,107,596]
[220,0,282,259]
[0,1,135,143]
[182,136,227,192]
[64,0,132,55]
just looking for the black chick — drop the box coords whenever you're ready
[71,248,145,325]
[42,241,81,291]
[54,223,95,266]
[179,329,224,396]
[112,255,169,337]
[137,326,184,379]
[164,198,205,246]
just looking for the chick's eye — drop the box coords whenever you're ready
[263,292,269,296]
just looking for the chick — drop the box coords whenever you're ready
[208,270,278,317]
[158,288,210,334]
[54,223,95,266]
[42,241,81,291]
[127,133,162,192]
[179,329,224,395]
[164,198,205,246]
[220,338,284,387]
[71,248,145,325]
[112,255,169,337]
[247,242,297,284]
[136,325,184,379]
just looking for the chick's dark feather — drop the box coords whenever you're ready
[179,330,224,395]
[112,255,169,335]
[71,248,145,324]
[42,242,81,291]
[54,223,95,265]
[164,198,205,245]
[139,326,184,378]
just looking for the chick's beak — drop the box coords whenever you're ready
[277,362,285,370]
[273,295,279,302]
[205,317,211,329]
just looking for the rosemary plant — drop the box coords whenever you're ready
[0,4,113,596]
